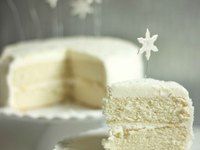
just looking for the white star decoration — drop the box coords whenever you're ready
[137,29,159,60]
[71,0,93,19]
[46,0,58,8]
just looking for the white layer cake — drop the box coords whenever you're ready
[0,37,143,110]
[102,79,194,150]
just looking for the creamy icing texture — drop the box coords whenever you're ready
[2,37,139,60]
[109,78,189,99]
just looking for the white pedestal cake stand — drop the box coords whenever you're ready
[0,102,104,150]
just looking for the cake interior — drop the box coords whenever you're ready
[102,82,193,150]
[103,96,190,125]
[8,50,106,110]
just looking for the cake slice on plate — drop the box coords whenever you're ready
[102,78,194,150]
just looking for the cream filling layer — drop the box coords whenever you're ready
[13,79,72,91]
[12,77,103,91]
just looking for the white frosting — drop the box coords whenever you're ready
[109,78,189,99]
[2,37,138,59]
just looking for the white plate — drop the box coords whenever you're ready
[54,127,200,150]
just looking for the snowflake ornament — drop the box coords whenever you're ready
[137,29,159,60]
[71,0,93,19]
[88,0,102,3]
[46,0,58,8]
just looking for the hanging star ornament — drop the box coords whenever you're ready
[137,29,159,60]
[71,0,93,19]
[46,0,58,8]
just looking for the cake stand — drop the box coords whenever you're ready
[0,102,104,150]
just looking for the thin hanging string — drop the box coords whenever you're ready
[28,0,42,38]
[81,18,87,35]
[93,2,102,36]
[52,8,59,37]
[57,1,64,37]
[7,0,25,40]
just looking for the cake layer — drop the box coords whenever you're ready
[104,78,193,126]
[103,126,191,150]
[103,96,191,126]
[11,80,70,110]
[10,77,104,110]
[11,60,70,87]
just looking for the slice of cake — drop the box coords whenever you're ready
[0,37,143,110]
[102,79,194,150]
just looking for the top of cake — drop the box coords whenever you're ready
[108,78,189,100]
[1,36,139,60]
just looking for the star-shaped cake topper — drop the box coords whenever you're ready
[71,0,93,19]
[46,0,58,8]
[137,29,159,60]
